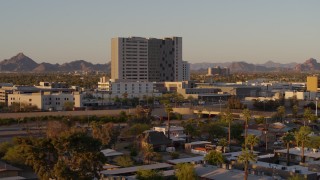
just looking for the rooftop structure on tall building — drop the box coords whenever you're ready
[111,36,189,82]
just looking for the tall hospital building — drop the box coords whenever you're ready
[111,37,190,82]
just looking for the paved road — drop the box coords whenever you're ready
[0,109,137,119]
[0,108,168,119]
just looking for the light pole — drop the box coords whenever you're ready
[264,117,268,152]
[316,97,318,117]
[264,129,268,152]
[219,97,222,113]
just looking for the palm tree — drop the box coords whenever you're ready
[294,126,311,163]
[218,138,228,153]
[165,103,173,140]
[282,132,295,166]
[223,108,234,145]
[246,134,259,153]
[142,143,157,164]
[238,148,256,180]
[242,109,251,141]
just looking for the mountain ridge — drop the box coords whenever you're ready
[0,53,318,73]
[0,53,110,72]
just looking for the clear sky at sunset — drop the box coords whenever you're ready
[0,0,319,64]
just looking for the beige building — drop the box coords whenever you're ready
[111,37,149,81]
[8,91,84,111]
[307,76,320,92]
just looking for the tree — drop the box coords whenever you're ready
[288,175,305,180]
[182,119,201,140]
[303,107,316,125]
[63,101,74,111]
[114,155,134,167]
[294,126,311,163]
[292,105,298,118]
[308,136,320,149]
[46,121,70,138]
[222,108,234,145]
[228,96,245,109]
[122,92,128,105]
[170,152,180,159]
[206,124,226,141]
[2,145,26,165]
[134,105,152,123]
[277,106,286,122]
[91,122,113,147]
[53,132,105,179]
[11,131,106,180]
[0,142,13,158]
[230,123,244,142]
[218,138,228,153]
[204,150,226,165]
[187,95,195,107]
[242,109,251,140]
[282,132,295,166]
[238,148,256,180]
[254,116,265,124]
[136,169,163,180]
[124,123,150,137]
[175,163,197,180]
[246,134,259,152]
[141,143,158,164]
[165,103,173,140]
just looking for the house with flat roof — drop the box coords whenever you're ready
[153,126,187,143]
[275,147,320,165]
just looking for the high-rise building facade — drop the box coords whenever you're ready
[111,37,148,81]
[111,36,188,82]
[148,38,175,82]
[182,61,190,81]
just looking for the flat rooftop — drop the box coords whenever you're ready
[195,164,272,180]
[254,161,318,175]
[100,163,173,175]
[167,156,204,165]
[275,148,320,159]
[186,141,211,145]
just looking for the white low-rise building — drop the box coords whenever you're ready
[98,78,161,99]
[153,126,187,142]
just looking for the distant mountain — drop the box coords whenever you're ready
[294,58,320,72]
[0,53,38,71]
[191,60,298,72]
[259,61,297,69]
[0,53,110,73]
[229,61,272,72]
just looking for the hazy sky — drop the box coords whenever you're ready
[1,0,319,64]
